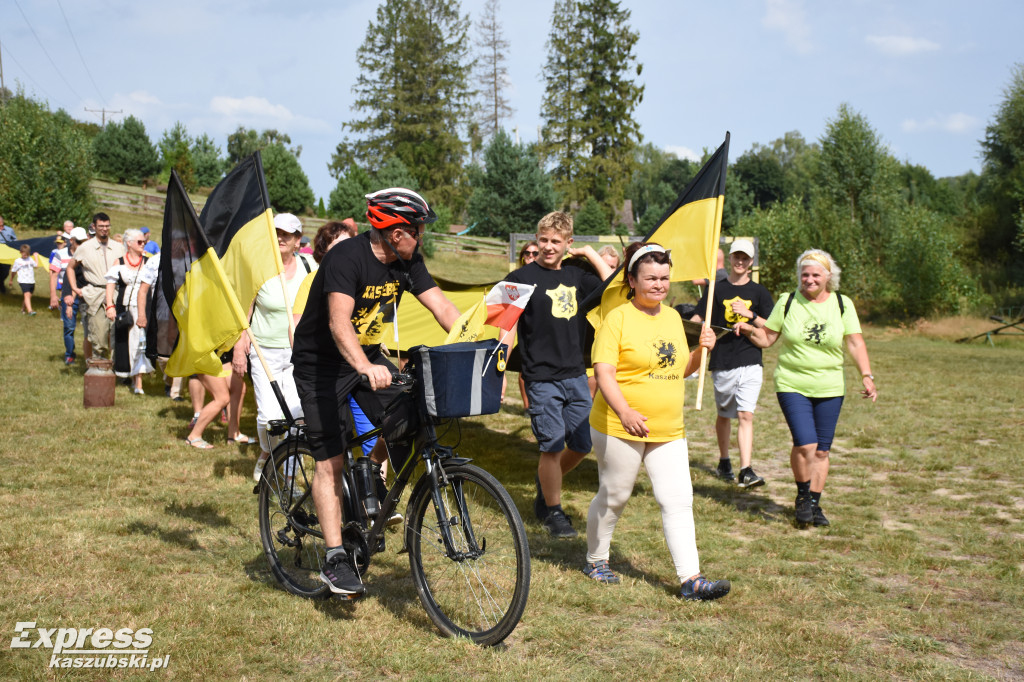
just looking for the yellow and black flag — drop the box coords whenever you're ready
[585,133,731,328]
[152,171,250,377]
[198,152,282,318]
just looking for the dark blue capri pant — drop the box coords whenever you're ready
[776,392,844,452]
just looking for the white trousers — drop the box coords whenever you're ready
[586,428,700,583]
[249,346,303,453]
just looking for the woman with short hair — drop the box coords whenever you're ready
[104,228,152,394]
[735,249,877,527]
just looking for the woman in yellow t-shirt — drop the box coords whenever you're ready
[584,242,730,601]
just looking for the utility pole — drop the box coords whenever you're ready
[85,107,122,127]
[0,38,6,105]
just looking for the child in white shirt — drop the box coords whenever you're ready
[9,244,37,315]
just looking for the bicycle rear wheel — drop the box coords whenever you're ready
[405,463,530,645]
[258,440,330,599]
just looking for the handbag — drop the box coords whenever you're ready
[113,257,139,333]
[115,308,134,332]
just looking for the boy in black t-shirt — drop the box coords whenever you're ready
[506,212,614,537]
[694,239,774,488]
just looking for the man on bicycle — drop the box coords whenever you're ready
[292,188,460,596]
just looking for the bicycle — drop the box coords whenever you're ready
[256,352,530,647]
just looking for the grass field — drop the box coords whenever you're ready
[1,242,1022,680]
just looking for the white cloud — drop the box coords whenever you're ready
[207,96,332,134]
[210,95,294,121]
[762,0,813,54]
[665,145,700,162]
[865,35,940,56]
[901,113,980,134]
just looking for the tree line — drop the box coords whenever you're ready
[0,0,1022,319]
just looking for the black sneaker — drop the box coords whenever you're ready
[542,508,578,538]
[319,554,366,596]
[737,468,765,489]
[533,475,548,522]
[795,494,814,526]
[812,503,830,527]
[679,575,730,601]
[716,461,735,482]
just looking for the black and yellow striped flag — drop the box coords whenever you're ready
[586,133,731,328]
[198,152,283,318]
[156,171,250,376]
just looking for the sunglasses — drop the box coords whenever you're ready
[524,250,539,256]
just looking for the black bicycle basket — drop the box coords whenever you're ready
[408,340,508,418]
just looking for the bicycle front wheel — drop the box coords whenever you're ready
[405,463,530,646]
[258,440,330,599]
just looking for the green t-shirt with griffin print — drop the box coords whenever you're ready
[764,291,861,397]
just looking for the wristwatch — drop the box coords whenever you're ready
[862,374,874,380]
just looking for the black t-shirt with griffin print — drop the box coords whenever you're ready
[292,232,436,373]
[506,261,601,382]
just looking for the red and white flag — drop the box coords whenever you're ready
[445,280,536,343]
[485,281,536,330]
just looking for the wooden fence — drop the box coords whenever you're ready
[429,233,506,258]
[91,182,207,216]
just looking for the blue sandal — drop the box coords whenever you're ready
[583,560,620,584]
[679,574,730,601]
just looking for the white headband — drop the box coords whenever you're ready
[628,244,667,271]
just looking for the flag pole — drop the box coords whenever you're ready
[694,193,727,411]
[247,332,294,422]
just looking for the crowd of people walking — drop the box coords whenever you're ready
[5,198,876,602]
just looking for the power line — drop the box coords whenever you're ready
[12,0,86,104]
[0,40,56,104]
[55,0,106,107]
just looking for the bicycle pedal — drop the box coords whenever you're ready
[334,592,364,601]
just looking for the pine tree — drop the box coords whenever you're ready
[192,134,225,188]
[539,0,585,207]
[467,130,556,238]
[575,0,643,215]
[334,0,474,210]
[158,122,196,191]
[540,0,643,219]
[93,115,160,185]
[262,143,315,215]
[473,0,514,141]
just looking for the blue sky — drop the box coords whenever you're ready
[2,0,1021,204]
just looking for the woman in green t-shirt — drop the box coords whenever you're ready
[736,249,877,528]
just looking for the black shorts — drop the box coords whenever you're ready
[295,352,418,462]
[19,283,34,294]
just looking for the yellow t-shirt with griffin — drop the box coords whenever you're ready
[590,302,688,441]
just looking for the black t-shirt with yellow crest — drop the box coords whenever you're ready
[506,261,601,382]
[695,278,774,371]
[292,232,436,373]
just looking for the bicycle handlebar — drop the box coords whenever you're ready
[359,371,415,388]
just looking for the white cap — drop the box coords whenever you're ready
[70,227,89,241]
[729,239,755,258]
[273,213,303,234]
